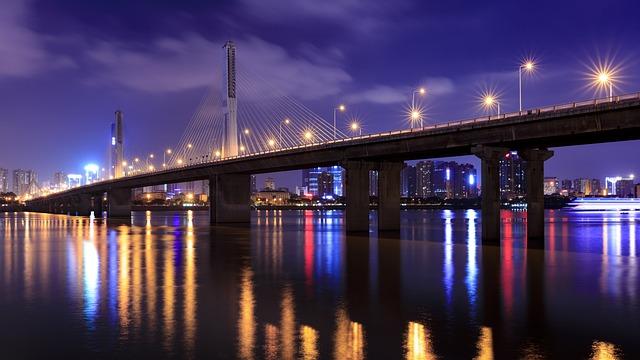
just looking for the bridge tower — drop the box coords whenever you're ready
[110,110,124,178]
[222,41,239,158]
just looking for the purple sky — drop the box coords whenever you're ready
[1,0,639,190]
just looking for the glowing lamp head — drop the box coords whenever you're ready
[338,104,346,112]
[177,159,183,165]
[187,143,193,149]
[419,87,426,95]
[239,145,245,152]
[134,158,139,162]
[523,61,534,71]
[284,118,290,124]
[411,110,420,120]
[121,161,127,166]
[350,122,359,130]
[597,71,610,84]
[215,150,221,157]
[148,165,154,171]
[304,131,313,140]
[483,95,495,106]
[166,149,172,154]
[268,139,276,147]
[149,154,154,158]
[244,129,250,135]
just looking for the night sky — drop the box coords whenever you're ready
[1,0,639,190]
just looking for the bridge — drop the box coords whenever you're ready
[24,41,640,247]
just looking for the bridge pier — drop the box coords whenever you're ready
[344,161,375,233]
[520,148,554,248]
[473,145,508,244]
[108,188,132,219]
[209,174,250,224]
[72,194,93,216]
[378,161,403,231]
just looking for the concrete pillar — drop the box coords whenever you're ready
[472,146,508,244]
[108,188,131,219]
[93,194,105,218]
[209,174,250,224]
[378,161,403,231]
[72,194,93,216]
[344,161,374,233]
[520,148,554,248]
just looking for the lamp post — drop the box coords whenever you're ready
[411,87,426,128]
[279,118,290,147]
[596,71,614,101]
[519,61,535,112]
[163,149,172,168]
[350,122,362,136]
[333,104,345,140]
[483,94,500,115]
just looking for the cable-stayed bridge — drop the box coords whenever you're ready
[25,41,640,246]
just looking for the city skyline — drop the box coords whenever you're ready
[1,0,640,187]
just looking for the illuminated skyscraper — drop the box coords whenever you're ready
[401,164,417,197]
[13,169,37,197]
[110,110,124,178]
[222,41,239,158]
[416,160,435,197]
[0,168,8,193]
[499,151,526,200]
[302,166,344,196]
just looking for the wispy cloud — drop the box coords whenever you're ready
[85,34,352,99]
[346,78,455,105]
[0,0,75,78]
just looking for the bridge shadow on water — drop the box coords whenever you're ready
[0,209,637,358]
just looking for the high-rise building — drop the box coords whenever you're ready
[53,171,66,190]
[13,169,37,197]
[302,166,344,196]
[401,164,417,197]
[416,160,434,198]
[222,41,239,158]
[617,179,635,198]
[605,175,636,197]
[67,174,82,188]
[454,163,477,198]
[0,168,8,193]
[499,151,526,200]
[110,110,124,179]
[543,177,559,195]
[317,172,334,197]
[264,177,275,190]
[590,179,601,196]
[432,161,450,198]
[573,178,592,196]
[250,175,257,193]
[561,179,573,194]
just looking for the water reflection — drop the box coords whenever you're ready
[0,210,638,358]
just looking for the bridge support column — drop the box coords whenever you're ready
[520,148,554,248]
[473,146,508,244]
[209,174,250,224]
[344,161,375,233]
[378,161,403,231]
[108,188,131,219]
[72,194,93,216]
[93,194,105,218]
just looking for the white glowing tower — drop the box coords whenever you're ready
[222,41,239,158]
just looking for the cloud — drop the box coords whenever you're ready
[0,0,75,78]
[346,78,455,105]
[346,85,407,104]
[86,34,352,99]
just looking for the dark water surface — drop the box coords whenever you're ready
[1,209,638,359]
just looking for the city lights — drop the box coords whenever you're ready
[304,130,313,141]
[268,139,276,147]
[349,121,362,136]
[480,91,501,115]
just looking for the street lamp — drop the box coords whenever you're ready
[519,60,535,112]
[303,130,313,142]
[164,149,172,166]
[350,121,362,136]
[333,104,346,140]
[410,87,426,128]
[279,118,290,147]
[482,93,500,115]
[594,70,614,100]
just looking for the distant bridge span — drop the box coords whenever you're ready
[27,94,640,246]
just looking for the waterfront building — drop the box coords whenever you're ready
[573,178,592,196]
[264,177,276,190]
[544,177,560,195]
[318,172,334,198]
[0,168,8,193]
[67,174,82,188]
[302,166,344,196]
[416,160,434,198]
[401,164,417,197]
[13,169,37,197]
[499,151,526,200]
[251,190,290,205]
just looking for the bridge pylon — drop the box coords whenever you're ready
[222,40,239,158]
